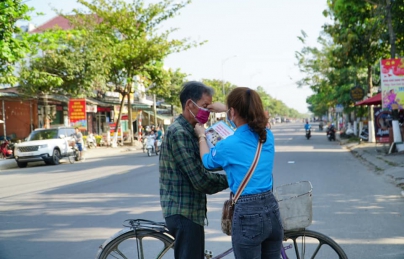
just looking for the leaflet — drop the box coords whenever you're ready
[205,121,234,149]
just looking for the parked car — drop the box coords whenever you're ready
[14,127,77,168]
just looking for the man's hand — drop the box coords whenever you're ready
[194,123,206,136]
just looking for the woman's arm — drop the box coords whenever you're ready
[194,123,209,160]
[207,102,227,113]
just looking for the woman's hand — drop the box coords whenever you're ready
[207,102,227,113]
[194,123,206,136]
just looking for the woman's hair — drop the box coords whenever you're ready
[179,81,214,110]
[227,87,267,143]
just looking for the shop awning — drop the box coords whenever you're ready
[355,93,382,106]
[142,110,173,125]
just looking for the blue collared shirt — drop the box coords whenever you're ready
[202,124,274,195]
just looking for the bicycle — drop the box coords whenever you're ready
[95,218,348,259]
[96,181,347,259]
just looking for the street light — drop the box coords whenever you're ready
[249,71,261,87]
[221,55,237,96]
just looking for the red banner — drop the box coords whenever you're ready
[69,99,87,129]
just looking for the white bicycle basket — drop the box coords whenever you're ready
[275,181,313,231]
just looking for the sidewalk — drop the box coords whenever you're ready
[339,137,404,192]
[0,141,144,171]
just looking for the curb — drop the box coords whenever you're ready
[0,144,144,171]
[340,138,404,190]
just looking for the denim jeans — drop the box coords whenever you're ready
[165,214,205,259]
[232,190,283,259]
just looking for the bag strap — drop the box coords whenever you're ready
[232,141,263,204]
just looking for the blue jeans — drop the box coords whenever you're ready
[232,190,283,259]
[76,142,83,151]
[165,214,205,259]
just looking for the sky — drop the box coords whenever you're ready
[22,0,330,114]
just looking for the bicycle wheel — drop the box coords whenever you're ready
[283,229,347,259]
[97,229,175,259]
[67,148,79,164]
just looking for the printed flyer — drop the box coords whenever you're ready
[205,121,234,149]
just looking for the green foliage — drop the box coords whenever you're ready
[19,0,201,101]
[158,68,187,113]
[20,29,109,97]
[71,0,200,97]
[201,79,237,103]
[0,0,34,85]
[296,0,404,117]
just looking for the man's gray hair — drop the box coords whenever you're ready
[179,81,214,110]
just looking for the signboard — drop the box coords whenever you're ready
[86,104,97,113]
[350,85,365,102]
[374,107,391,143]
[109,122,122,135]
[69,99,87,129]
[335,104,344,113]
[380,58,404,110]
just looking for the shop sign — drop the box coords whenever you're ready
[350,85,365,102]
[86,104,97,113]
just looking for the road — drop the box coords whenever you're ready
[0,122,403,259]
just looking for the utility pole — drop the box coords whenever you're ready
[127,82,134,146]
[153,93,157,127]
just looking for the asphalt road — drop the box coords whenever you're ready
[0,122,403,259]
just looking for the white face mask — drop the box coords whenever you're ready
[226,109,237,129]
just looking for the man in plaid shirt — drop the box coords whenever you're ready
[160,81,228,259]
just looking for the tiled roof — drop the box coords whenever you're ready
[31,15,73,33]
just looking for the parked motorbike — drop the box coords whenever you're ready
[155,139,162,156]
[145,135,155,157]
[327,126,336,141]
[359,126,369,141]
[86,134,97,149]
[0,140,14,159]
[306,129,311,140]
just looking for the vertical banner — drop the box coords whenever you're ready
[374,107,391,143]
[380,59,404,110]
[69,99,87,130]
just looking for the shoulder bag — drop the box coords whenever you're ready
[221,141,263,235]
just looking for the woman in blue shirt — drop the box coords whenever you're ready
[195,87,283,259]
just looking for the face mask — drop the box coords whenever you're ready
[227,109,237,129]
[189,100,210,124]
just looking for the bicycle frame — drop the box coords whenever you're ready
[96,219,347,259]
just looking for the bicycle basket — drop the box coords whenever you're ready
[274,181,312,231]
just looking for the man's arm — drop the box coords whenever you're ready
[171,131,228,194]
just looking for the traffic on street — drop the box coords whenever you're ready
[0,122,403,259]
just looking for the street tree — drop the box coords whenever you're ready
[158,68,188,116]
[19,29,110,97]
[0,0,35,85]
[67,0,201,145]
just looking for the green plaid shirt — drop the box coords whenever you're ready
[159,115,228,226]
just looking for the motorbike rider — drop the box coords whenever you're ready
[329,123,336,132]
[304,121,311,133]
[147,130,156,152]
[319,120,324,130]
[154,126,162,152]
[327,123,336,139]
